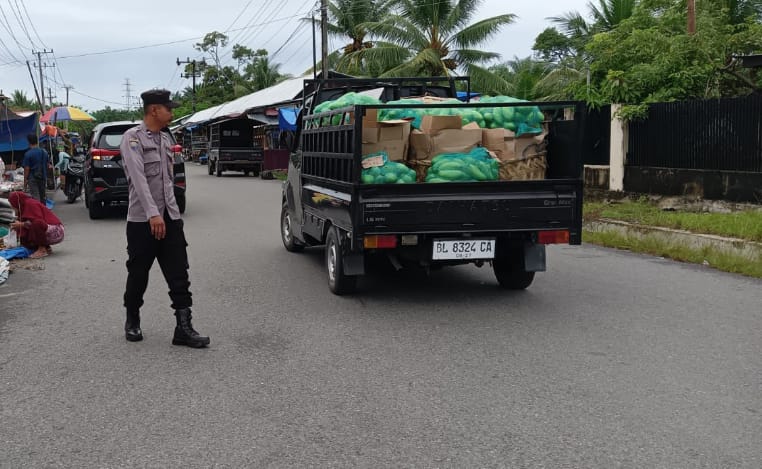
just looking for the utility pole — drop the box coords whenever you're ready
[320,0,328,79]
[62,84,73,106]
[687,0,696,35]
[32,49,53,112]
[26,60,44,113]
[312,9,317,80]
[177,57,204,113]
[123,78,133,111]
[46,87,56,109]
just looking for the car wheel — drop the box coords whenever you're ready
[326,227,356,295]
[280,202,304,252]
[493,247,535,290]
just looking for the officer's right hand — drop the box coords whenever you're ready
[149,215,166,240]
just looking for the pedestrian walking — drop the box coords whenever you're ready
[22,134,48,203]
[119,89,209,348]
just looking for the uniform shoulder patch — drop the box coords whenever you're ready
[128,138,140,150]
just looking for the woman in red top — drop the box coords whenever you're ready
[8,192,65,258]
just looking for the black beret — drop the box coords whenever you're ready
[140,89,180,108]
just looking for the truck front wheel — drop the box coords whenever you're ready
[326,227,356,295]
[215,162,223,177]
[493,250,535,290]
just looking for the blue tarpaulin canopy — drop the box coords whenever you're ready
[456,91,481,102]
[278,108,299,131]
[1,112,39,152]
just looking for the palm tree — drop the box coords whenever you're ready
[9,89,36,110]
[304,0,394,75]
[490,57,554,100]
[244,52,288,91]
[547,0,638,60]
[357,0,516,92]
[587,0,638,32]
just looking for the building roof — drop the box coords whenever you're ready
[183,76,306,125]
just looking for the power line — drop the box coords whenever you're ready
[224,0,255,33]
[18,0,48,49]
[8,0,38,50]
[54,13,308,60]
[0,3,31,58]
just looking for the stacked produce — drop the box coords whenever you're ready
[378,98,463,129]
[376,96,543,135]
[424,147,499,183]
[312,92,383,125]
[314,92,544,136]
[361,161,417,184]
[476,96,544,135]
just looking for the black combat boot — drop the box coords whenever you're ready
[172,308,210,348]
[125,311,143,342]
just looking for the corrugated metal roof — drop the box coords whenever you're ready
[184,76,305,125]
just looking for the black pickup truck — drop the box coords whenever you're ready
[280,77,584,294]
[207,116,263,177]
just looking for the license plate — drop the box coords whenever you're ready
[432,239,496,260]
[116,177,127,185]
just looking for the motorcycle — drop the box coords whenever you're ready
[64,154,85,203]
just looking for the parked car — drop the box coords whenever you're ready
[84,120,186,219]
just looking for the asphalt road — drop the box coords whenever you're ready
[1,164,760,468]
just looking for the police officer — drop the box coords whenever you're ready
[120,89,209,348]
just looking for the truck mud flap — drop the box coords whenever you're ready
[524,242,546,272]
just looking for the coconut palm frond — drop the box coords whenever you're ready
[451,48,501,65]
[449,14,516,49]
[464,63,512,95]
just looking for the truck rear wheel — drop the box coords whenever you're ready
[493,247,535,290]
[207,160,214,175]
[326,227,356,295]
[280,203,304,252]
[215,163,223,177]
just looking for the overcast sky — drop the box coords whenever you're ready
[0,0,590,112]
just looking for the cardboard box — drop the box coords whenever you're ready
[514,131,547,160]
[361,114,411,161]
[482,128,516,161]
[409,115,482,160]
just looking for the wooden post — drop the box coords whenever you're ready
[687,0,696,35]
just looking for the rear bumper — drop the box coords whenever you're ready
[89,180,186,202]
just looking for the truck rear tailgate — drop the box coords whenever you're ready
[358,179,582,243]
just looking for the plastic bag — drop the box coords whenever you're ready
[2,229,18,248]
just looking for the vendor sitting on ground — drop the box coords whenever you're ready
[8,192,65,258]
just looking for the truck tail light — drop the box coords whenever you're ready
[538,230,570,245]
[363,235,397,249]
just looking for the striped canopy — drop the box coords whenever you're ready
[40,106,95,123]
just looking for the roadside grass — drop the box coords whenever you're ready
[584,200,762,242]
[583,229,762,279]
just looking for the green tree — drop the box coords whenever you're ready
[583,0,762,106]
[358,0,516,92]
[243,49,288,91]
[8,89,36,110]
[310,0,395,75]
[232,44,255,72]
[490,57,554,100]
[194,31,229,68]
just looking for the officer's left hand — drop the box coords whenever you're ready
[149,215,166,240]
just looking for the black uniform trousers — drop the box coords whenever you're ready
[124,211,192,312]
